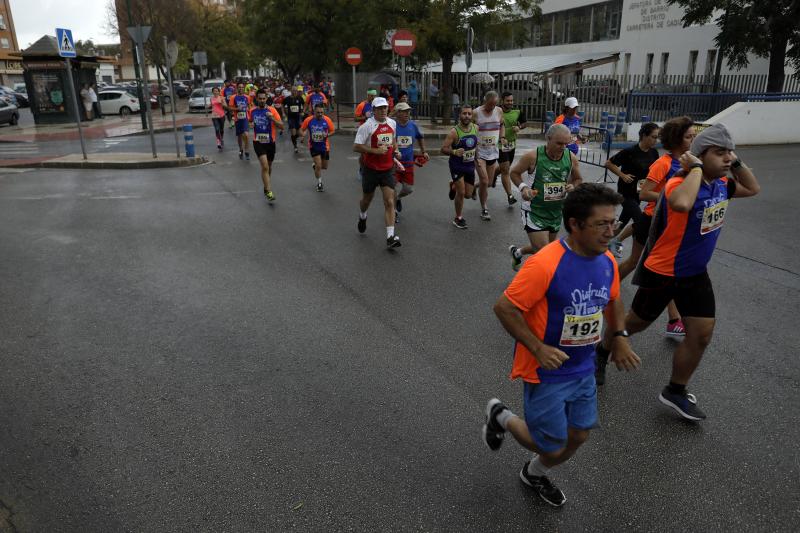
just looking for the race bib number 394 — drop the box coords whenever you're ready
[544,182,566,201]
[560,311,603,347]
[701,199,728,234]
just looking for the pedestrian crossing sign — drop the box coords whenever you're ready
[56,28,76,58]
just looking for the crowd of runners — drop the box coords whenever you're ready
[204,77,761,508]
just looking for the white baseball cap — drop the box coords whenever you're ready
[564,97,579,108]
[372,97,389,108]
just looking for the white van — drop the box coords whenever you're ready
[203,79,224,89]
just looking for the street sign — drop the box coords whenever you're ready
[345,47,362,66]
[126,25,151,45]
[55,28,76,58]
[466,47,473,69]
[166,40,179,69]
[193,51,207,66]
[467,26,474,49]
[383,29,396,51]
[391,29,416,57]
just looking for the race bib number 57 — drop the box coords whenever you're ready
[560,311,603,347]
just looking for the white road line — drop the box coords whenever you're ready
[89,195,142,200]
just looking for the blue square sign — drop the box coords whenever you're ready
[56,28,76,58]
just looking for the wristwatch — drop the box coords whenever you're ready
[689,163,704,171]
[613,330,630,338]
[731,159,742,169]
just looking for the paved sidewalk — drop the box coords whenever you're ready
[1,152,208,169]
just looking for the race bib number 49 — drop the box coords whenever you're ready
[560,311,603,347]
[376,133,393,147]
[544,182,566,201]
[701,199,728,234]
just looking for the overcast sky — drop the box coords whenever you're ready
[12,0,118,50]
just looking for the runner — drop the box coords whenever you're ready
[355,89,377,125]
[304,84,328,115]
[392,102,428,220]
[483,183,640,507]
[441,104,479,229]
[508,123,583,271]
[223,80,236,127]
[250,89,284,202]
[300,103,335,192]
[604,122,660,257]
[353,97,405,248]
[473,91,506,221]
[609,124,758,420]
[229,83,253,160]
[555,97,584,154]
[494,91,527,207]
[327,77,336,111]
[283,86,304,154]
[210,86,228,151]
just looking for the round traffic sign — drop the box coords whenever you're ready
[345,47,362,66]
[392,29,416,57]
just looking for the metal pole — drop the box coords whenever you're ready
[165,36,180,158]
[64,58,87,160]
[137,35,157,158]
[125,0,147,130]
[352,65,357,108]
[401,56,406,91]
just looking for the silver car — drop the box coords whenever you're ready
[188,88,213,113]
[0,99,19,125]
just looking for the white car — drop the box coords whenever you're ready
[188,88,213,113]
[98,90,140,116]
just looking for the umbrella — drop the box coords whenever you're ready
[470,73,495,84]
[369,73,398,85]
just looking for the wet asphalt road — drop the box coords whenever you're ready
[1,129,798,531]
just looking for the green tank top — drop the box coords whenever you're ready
[528,145,572,216]
[503,109,522,143]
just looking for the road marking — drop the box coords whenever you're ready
[89,195,142,200]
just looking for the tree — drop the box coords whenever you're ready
[667,0,800,92]
[387,0,539,124]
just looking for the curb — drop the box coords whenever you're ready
[0,155,209,170]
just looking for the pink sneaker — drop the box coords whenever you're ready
[666,320,686,337]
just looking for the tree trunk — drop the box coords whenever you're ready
[441,53,454,126]
[766,32,788,93]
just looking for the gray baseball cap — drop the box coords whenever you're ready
[690,123,735,154]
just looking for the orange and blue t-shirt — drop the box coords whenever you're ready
[504,240,620,384]
[301,115,335,152]
[250,106,282,144]
[229,94,252,123]
[643,175,736,277]
[643,154,681,216]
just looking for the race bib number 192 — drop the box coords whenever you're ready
[560,311,603,346]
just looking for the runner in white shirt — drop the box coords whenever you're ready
[474,91,506,221]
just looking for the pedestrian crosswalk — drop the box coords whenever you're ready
[0,137,132,159]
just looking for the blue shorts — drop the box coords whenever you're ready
[523,374,597,453]
[235,119,249,136]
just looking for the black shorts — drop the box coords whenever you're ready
[499,149,516,164]
[310,149,330,160]
[253,141,276,162]
[450,169,475,186]
[633,213,652,246]
[480,158,498,167]
[362,166,395,194]
[631,268,716,321]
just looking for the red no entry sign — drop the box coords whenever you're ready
[345,47,362,66]
[392,29,416,57]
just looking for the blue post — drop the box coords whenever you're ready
[600,111,609,130]
[183,124,195,158]
[606,115,616,136]
[616,111,626,135]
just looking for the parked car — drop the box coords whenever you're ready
[0,99,19,125]
[171,82,190,98]
[203,79,224,90]
[98,90,140,117]
[13,82,26,94]
[0,87,18,106]
[188,88,213,112]
[12,91,28,107]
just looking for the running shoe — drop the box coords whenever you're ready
[396,198,403,212]
[482,398,507,451]
[448,183,456,201]
[609,238,624,258]
[387,235,401,248]
[480,209,491,221]
[265,190,275,202]
[507,194,517,206]
[358,217,367,234]
[245,152,250,161]
[217,143,222,151]
[294,147,299,154]
[658,387,706,421]
[509,245,522,272]
[519,461,567,507]
[239,150,243,160]
[453,217,468,229]
[316,182,324,192]
[666,320,686,337]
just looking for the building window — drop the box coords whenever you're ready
[526,0,622,48]
[0,15,5,30]
[623,53,631,78]
[687,50,698,78]
[705,50,717,78]
[645,53,654,82]
[659,53,669,79]
[0,38,9,49]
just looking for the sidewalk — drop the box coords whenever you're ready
[0,111,211,143]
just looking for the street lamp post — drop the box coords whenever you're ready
[126,0,148,129]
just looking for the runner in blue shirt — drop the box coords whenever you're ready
[392,102,428,221]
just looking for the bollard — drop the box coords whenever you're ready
[606,116,616,139]
[616,111,626,135]
[600,111,609,130]
[183,124,195,158]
